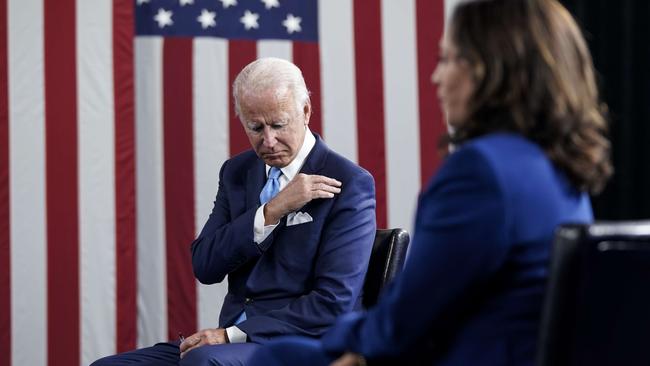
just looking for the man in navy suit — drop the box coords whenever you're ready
[91,58,376,366]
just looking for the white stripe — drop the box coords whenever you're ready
[444,0,462,26]
[77,0,116,362]
[8,1,47,365]
[135,37,168,346]
[318,0,358,162]
[193,38,230,330]
[257,40,293,62]
[381,0,421,230]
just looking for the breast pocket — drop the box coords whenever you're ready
[274,217,325,275]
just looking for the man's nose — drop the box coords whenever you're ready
[262,127,277,147]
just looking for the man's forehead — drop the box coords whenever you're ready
[241,89,295,110]
[242,84,292,101]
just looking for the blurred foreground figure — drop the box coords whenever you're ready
[248,0,612,365]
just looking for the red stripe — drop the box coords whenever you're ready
[416,0,446,186]
[0,0,11,364]
[113,0,137,352]
[44,1,80,364]
[353,0,388,228]
[163,38,197,340]
[293,42,322,136]
[228,40,257,156]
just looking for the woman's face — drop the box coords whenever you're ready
[432,34,475,128]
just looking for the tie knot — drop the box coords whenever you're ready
[268,167,282,179]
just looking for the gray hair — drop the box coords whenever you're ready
[232,57,310,117]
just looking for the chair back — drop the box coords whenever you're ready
[537,221,650,366]
[363,228,410,308]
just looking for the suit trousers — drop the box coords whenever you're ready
[90,341,260,366]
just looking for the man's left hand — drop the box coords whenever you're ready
[179,328,229,358]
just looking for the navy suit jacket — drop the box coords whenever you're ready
[191,134,376,343]
[321,133,593,365]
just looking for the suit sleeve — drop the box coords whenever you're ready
[320,146,510,359]
[237,170,377,342]
[191,161,264,284]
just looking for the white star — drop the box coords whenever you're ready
[240,10,260,30]
[261,0,280,10]
[282,13,302,34]
[154,8,174,28]
[179,0,194,6]
[136,0,150,5]
[197,9,217,29]
[219,0,238,8]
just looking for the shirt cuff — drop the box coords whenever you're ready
[225,326,247,343]
[253,204,279,244]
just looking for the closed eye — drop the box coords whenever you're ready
[246,123,263,133]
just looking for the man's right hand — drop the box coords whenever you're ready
[264,173,342,225]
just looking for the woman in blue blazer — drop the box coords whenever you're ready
[249,0,612,365]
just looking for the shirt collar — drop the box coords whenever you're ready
[265,128,315,180]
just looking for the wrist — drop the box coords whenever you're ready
[263,201,282,225]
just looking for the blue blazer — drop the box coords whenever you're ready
[191,134,377,343]
[320,133,593,365]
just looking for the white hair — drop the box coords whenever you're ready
[232,57,310,117]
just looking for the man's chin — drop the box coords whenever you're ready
[262,155,289,167]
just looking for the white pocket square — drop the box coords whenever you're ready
[286,211,313,226]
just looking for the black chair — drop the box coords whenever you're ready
[537,221,650,366]
[362,228,410,308]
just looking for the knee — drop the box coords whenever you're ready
[249,337,329,366]
[180,343,261,366]
[179,346,214,366]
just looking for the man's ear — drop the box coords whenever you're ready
[303,100,312,126]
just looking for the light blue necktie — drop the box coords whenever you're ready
[259,167,282,205]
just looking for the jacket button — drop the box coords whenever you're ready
[245,297,253,304]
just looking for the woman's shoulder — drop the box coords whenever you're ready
[463,132,541,155]
[439,132,554,189]
[456,133,548,169]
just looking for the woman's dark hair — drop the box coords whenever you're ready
[449,0,612,193]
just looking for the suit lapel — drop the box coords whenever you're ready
[300,133,328,176]
[246,158,266,210]
[294,134,330,215]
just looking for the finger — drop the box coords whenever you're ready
[309,175,342,187]
[314,182,341,194]
[179,342,201,359]
[312,190,336,199]
[179,335,199,353]
[179,342,198,359]
[180,335,210,358]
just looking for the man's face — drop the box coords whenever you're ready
[239,88,310,168]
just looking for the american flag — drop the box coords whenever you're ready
[0,0,452,365]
